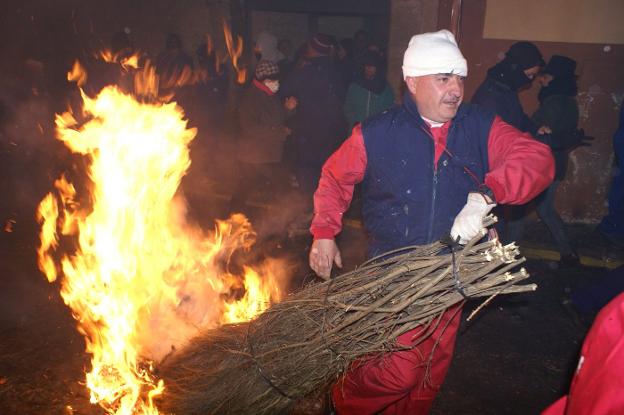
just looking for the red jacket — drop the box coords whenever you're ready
[542,292,624,415]
[311,115,555,239]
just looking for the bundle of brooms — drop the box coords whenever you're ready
[157,220,534,414]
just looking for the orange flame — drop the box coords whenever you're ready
[205,34,214,56]
[223,21,247,84]
[67,60,88,87]
[99,49,142,70]
[133,61,161,100]
[37,58,287,414]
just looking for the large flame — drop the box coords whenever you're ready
[36,56,286,414]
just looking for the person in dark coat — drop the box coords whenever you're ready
[530,55,591,266]
[280,33,347,196]
[472,41,548,244]
[472,41,545,135]
[230,60,297,211]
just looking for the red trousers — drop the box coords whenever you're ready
[332,305,463,414]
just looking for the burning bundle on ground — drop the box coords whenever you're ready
[159,228,534,415]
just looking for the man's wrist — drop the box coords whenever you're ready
[478,185,496,204]
[311,228,335,240]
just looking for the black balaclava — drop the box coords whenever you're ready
[487,41,545,91]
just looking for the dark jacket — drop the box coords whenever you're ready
[531,94,579,180]
[280,55,347,167]
[237,81,289,164]
[472,77,537,135]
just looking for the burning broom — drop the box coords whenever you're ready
[157,216,534,414]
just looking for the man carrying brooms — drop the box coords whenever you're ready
[309,30,554,414]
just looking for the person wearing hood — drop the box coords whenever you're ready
[230,60,297,212]
[472,42,549,244]
[472,41,545,135]
[255,32,284,62]
[530,55,589,266]
[309,30,554,414]
[343,50,395,127]
[254,32,289,81]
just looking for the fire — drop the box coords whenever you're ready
[37,56,287,414]
[222,20,247,84]
[67,60,87,87]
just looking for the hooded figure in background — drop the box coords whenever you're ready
[472,41,545,135]
[254,32,291,81]
[472,41,548,244]
[254,32,285,63]
[230,60,297,212]
[343,50,395,127]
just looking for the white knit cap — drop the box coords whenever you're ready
[402,30,467,79]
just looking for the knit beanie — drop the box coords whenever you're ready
[254,60,279,81]
[402,30,467,79]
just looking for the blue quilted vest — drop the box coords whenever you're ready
[361,93,495,257]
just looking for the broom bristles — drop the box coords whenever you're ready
[157,225,533,414]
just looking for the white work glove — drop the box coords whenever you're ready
[309,239,342,280]
[450,192,496,244]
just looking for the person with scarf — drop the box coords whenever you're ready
[254,32,290,82]
[343,50,395,127]
[230,60,297,212]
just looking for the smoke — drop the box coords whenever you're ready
[0,71,69,243]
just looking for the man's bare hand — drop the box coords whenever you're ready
[309,239,342,280]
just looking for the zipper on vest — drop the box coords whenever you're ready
[428,170,438,242]
[418,124,438,242]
